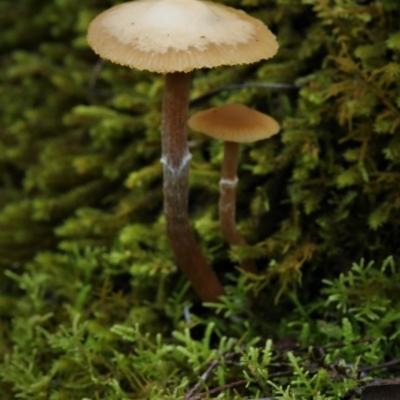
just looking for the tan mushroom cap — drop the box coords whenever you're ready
[188,103,280,143]
[87,0,278,74]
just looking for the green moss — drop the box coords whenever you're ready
[1,0,400,398]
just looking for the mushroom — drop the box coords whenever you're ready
[87,0,278,302]
[188,103,280,274]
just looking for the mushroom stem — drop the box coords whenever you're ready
[162,72,225,302]
[219,141,257,274]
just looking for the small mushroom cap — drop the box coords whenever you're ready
[87,0,278,73]
[188,103,280,143]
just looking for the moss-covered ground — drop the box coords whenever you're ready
[1,0,400,398]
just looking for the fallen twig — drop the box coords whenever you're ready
[192,379,247,400]
[188,355,400,400]
[184,360,220,400]
[358,358,400,373]
[189,82,297,108]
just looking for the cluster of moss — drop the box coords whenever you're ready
[1,0,400,398]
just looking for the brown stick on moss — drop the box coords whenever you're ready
[161,72,225,302]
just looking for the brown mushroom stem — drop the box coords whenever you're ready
[219,141,257,274]
[161,72,225,302]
